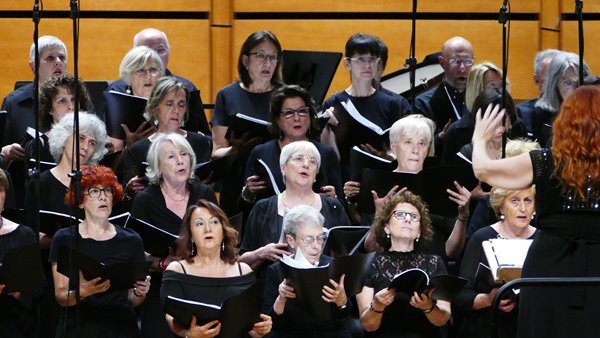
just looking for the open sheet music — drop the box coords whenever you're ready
[482,238,533,283]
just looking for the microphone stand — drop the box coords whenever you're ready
[67,0,82,336]
[407,0,418,113]
[575,0,584,85]
[498,0,509,159]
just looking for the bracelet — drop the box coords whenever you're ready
[422,304,435,314]
[369,302,384,313]
[241,185,256,204]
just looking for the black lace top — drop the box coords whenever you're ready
[362,251,446,338]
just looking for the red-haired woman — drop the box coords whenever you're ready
[161,200,272,338]
[472,85,600,337]
[49,165,150,338]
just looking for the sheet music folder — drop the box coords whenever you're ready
[164,281,261,338]
[57,246,151,291]
[194,153,237,184]
[124,215,178,258]
[387,268,467,302]
[104,90,148,140]
[358,166,478,216]
[282,50,342,106]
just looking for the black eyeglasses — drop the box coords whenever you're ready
[87,187,115,199]
[293,233,327,245]
[248,51,281,63]
[391,210,420,222]
[281,107,310,119]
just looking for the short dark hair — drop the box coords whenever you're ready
[268,84,321,139]
[345,33,381,58]
[374,36,388,69]
[176,200,239,264]
[39,74,92,132]
[471,88,517,126]
[238,30,283,87]
[372,191,433,251]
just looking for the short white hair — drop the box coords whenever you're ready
[119,46,164,85]
[30,35,67,61]
[283,205,324,236]
[389,114,436,157]
[279,141,321,170]
[145,133,196,185]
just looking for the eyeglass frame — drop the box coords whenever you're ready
[448,58,475,67]
[346,56,381,66]
[292,233,328,245]
[247,51,281,64]
[391,210,420,222]
[280,106,311,119]
[133,66,161,77]
[86,187,115,199]
[288,154,318,166]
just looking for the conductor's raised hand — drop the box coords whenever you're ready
[259,242,289,262]
[322,274,347,307]
[472,103,505,145]
[188,316,221,338]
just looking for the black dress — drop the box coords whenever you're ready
[263,255,351,338]
[48,225,145,338]
[130,182,217,338]
[362,251,447,338]
[244,139,343,200]
[455,226,538,338]
[160,266,256,338]
[517,149,600,338]
[0,224,38,338]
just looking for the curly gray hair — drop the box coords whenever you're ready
[48,112,108,164]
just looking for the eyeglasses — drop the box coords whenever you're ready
[87,187,115,199]
[288,154,318,166]
[154,47,169,56]
[391,210,420,222]
[293,233,327,245]
[248,52,281,64]
[448,58,475,67]
[346,56,381,66]
[134,67,161,77]
[281,107,310,119]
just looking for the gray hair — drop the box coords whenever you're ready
[145,133,196,185]
[48,112,108,164]
[144,76,189,125]
[533,49,560,76]
[536,51,591,113]
[279,141,321,171]
[29,35,67,61]
[282,205,324,236]
[389,114,436,157]
[119,46,164,85]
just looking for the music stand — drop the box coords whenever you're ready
[282,50,342,106]
[380,52,443,99]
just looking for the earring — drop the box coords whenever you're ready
[415,237,419,242]
[386,233,390,239]
[531,212,536,220]
[221,241,225,252]
[190,241,196,257]
[500,214,505,220]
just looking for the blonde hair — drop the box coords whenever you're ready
[389,114,436,157]
[465,62,509,112]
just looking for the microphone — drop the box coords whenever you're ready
[32,0,41,23]
[499,0,509,24]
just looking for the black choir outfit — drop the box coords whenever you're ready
[160,264,256,338]
[48,225,145,338]
[455,226,538,338]
[0,224,38,338]
[244,139,343,201]
[414,81,468,134]
[130,181,217,338]
[362,251,447,338]
[1,82,35,147]
[525,105,555,147]
[516,149,600,338]
[263,255,352,338]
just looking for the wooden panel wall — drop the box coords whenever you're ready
[1,0,597,115]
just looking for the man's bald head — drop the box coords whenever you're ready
[134,28,170,69]
[439,36,474,92]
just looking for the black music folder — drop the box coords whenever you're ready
[39,210,82,237]
[164,281,261,338]
[57,245,151,291]
[108,212,130,227]
[281,253,374,321]
[330,97,390,162]
[0,243,44,294]
[349,146,396,181]
[194,153,237,184]
[104,90,148,140]
[357,166,478,216]
[282,50,342,106]
[183,90,210,135]
[224,113,272,142]
[124,215,178,258]
[387,268,467,302]
[254,158,282,196]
